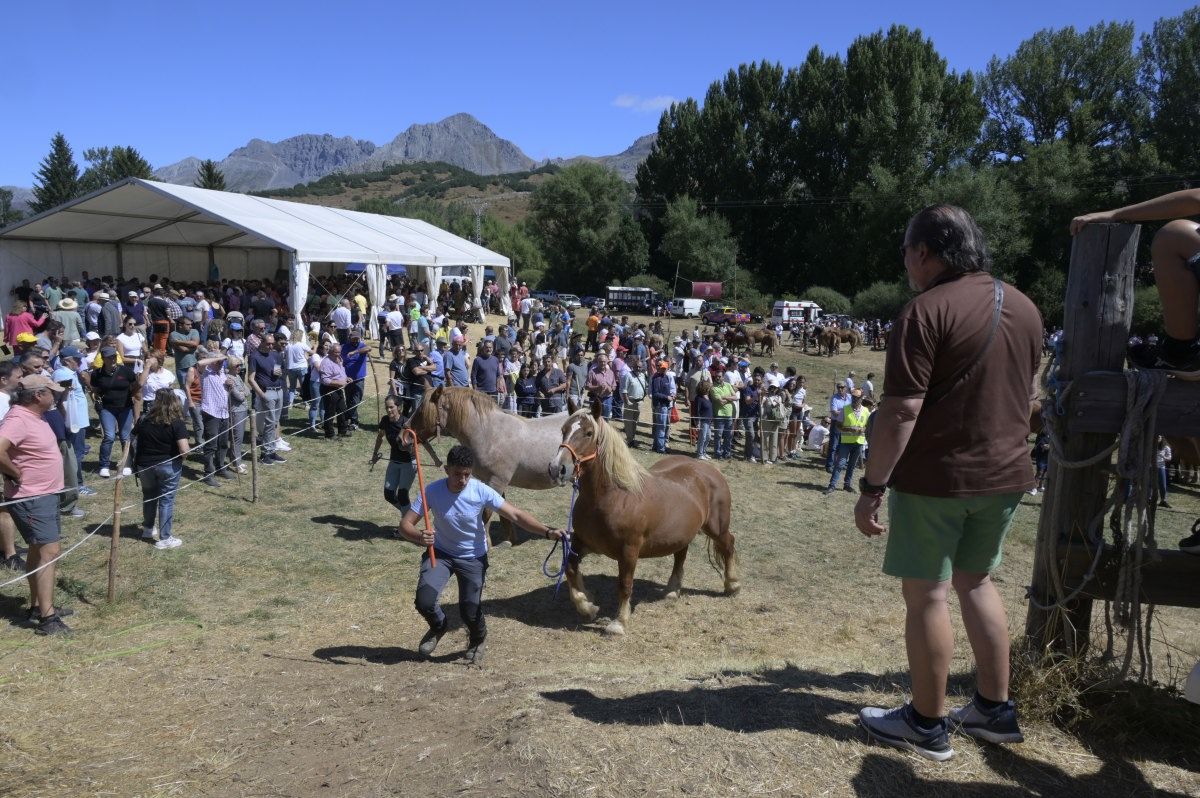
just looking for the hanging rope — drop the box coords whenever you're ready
[1030,363,1168,681]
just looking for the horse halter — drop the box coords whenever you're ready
[557,441,597,478]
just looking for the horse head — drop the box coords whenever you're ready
[549,406,601,486]
[407,384,445,440]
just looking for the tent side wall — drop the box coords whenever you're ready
[1,240,284,313]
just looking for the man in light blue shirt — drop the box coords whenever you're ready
[400,445,562,664]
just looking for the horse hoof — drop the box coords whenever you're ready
[664,590,681,601]
[604,621,625,636]
[575,602,600,621]
[493,540,513,549]
[725,582,741,596]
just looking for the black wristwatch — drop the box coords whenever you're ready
[859,477,887,496]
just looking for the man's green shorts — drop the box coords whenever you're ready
[883,490,1024,582]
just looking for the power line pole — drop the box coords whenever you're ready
[471,200,490,244]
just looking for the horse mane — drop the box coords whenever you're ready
[441,386,503,431]
[572,411,648,493]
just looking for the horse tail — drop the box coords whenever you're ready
[705,535,726,575]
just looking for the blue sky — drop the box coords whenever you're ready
[2,0,1192,186]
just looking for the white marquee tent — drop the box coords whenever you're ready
[0,178,514,335]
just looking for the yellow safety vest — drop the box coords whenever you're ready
[840,404,870,445]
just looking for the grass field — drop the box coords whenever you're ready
[2,316,1198,797]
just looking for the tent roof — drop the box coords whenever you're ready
[0,178,510,269]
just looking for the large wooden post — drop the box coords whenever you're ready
[1025,223,1139,652]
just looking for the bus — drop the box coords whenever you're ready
[606,285,662,312]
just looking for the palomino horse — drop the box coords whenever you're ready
[408,385,568,543]
[548,405,740,636]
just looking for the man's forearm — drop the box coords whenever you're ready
[864,396,922,486]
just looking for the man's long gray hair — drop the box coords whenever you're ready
[908,204,991,275]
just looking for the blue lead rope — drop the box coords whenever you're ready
[542,478,578,596]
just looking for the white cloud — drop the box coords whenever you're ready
[612,94,679,113]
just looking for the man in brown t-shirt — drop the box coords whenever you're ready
[853,204,1041,762]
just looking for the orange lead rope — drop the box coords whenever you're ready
[401,428,436,567]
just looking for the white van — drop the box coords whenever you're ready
[670,297,704,318]
[770,300,821,326]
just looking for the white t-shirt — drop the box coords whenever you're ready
[792,386,807,408]
[807,425,829,450]
[764,370,784,388]
[285,340,312,370]
[141,368,177,402]
[0,392,9,422]
[519,297,532,315]
[385,310,406,332]
[223,337,246,359]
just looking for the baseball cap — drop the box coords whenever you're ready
[85,331,101,341]
[435,338,448,347]
[17,374,64,393]
[657,360,669,369]
[99,346,118,358]
[128,290,138,297]
[851,388,863,397]
[15,332,37,344]
[229,322,243,330]
[60,346,84,360]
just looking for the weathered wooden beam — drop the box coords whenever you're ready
[1026,223,1140,653]
[1064,373,1200,438]
[1059,545,1200,609]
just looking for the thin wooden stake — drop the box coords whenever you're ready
[107,445,132,603]
[247,374,258,503]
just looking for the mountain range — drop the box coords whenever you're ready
[5,114,655,215]
[152,113,652,192]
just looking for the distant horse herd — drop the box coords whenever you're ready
[712,323,875,358]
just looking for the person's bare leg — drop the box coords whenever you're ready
[0,509,16,559]
[25,543,57,616]
[1150,220,1200,341]
[902,578,953,718]
[953,571,1010,702]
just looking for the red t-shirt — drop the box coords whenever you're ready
[0,405,64,499]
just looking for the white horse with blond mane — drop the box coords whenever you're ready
[407,385,569,543]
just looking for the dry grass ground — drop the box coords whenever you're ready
[2,316,1198,797]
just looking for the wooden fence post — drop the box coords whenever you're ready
[107,446,132,603]
[1025,223,1139,653]
[247,374,258,503]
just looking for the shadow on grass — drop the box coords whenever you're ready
[311,643,461,665]
[486,576,727,631]
[543,663,1195,796]
[781,481,835,494]
[312,514,398,541]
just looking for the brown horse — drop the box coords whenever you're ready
[820,328,862,356]
[408,385,569,543]
[548,405,740,635]
[750,329,777,356]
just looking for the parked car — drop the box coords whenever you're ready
[531,289,559,303]
[702,306,753,326]
[556,293,582,309]
[581,296,606,310]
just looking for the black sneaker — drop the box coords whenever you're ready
[28,605,74,623]
[35,613,72,636]
[822,487,836,497]
[843,484,855,493]
[948,696,1025,744]
[859,703,955,762]
[270,453,287,464]
[1179,532,1200,555]
[418,622,447,658]
[217,469,236,480]
[1129,341,1200,372]
[2,553,26,572]
[203,475,220,487]
[259,454,276,466]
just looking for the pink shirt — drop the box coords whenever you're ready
[0,405,64,499]
[4,312,47,347]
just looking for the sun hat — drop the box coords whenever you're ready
[57,297,78,310]
[17,374,64,393]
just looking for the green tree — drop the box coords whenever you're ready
[1131,285,1163,335]
[803,286,852,315]
[623,273,670,296]
[528,162,647,293]
[79,145,153,193]
[1026,268,1066,328]
[853,281,913,320]
[0,188,23,227]
[1141,8,1200,174]
[979,23,1145,161]
[194,159,227,190]
[657,196,738,286]
[29,132,81,214]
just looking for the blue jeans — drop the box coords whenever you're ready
[285,367,307,420]
[140,461,181,538]
[652,402,669,452]
[1158,465,1169,502]
[696,420,712,457]
[742,417,759,461]
[69,427,87,484]
[714,417,733,459]
[596,394,612,419]
[99,406,133,469]
[825,429,842,471]
[830,442,863,489]
[415,551,488,642]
